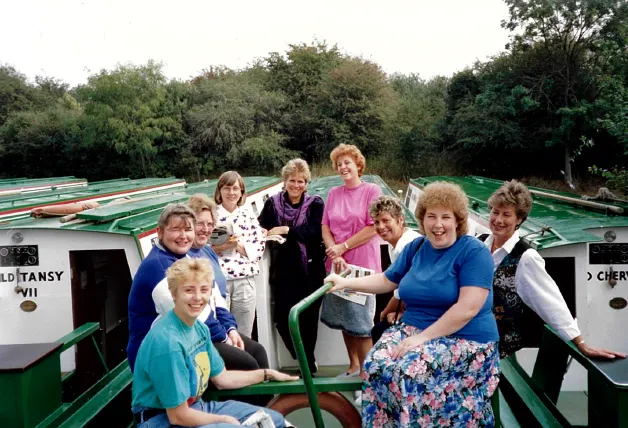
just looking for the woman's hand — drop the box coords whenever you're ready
[391,334,427,359]
[268,226,289,236]
[386,311,402,324]
[324,273,349,293]
[212,236,239,253]
[577,342,627,360]
[228,330,245,350]
[266,369,300,382]
[236,241,247,257]
[219,415,241,425]
[326,243,347,259]
[380,297,402,321]
[332,256,347,273]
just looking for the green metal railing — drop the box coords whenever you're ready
[288,277,346,428]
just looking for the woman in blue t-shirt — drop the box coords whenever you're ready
[326,182,500,427]
[132,258,298,427]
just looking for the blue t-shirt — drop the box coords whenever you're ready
[385,235,498,343]
[131,310,225,411]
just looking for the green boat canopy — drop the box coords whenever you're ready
[410,176,628,250]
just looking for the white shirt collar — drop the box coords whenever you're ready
[486,229,520,255]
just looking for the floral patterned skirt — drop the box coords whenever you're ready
[362,323,500,427]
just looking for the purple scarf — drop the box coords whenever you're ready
[271,191,320,272]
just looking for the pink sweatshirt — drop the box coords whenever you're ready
[322,182,382,273]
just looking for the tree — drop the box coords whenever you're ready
[77,61,177,177]
[501,0,627,181]
[186,75,292,175]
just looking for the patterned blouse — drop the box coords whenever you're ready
[214,204,266,279]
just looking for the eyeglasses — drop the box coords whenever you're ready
[197,222,215,230]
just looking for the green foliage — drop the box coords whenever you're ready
[589,165,628,193]
[0,106,83,177]
[0,8,627,186]
[76,61,176,177]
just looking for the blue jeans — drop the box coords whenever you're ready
[136,399,286,428]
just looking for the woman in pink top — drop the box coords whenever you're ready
[320,143,382,377]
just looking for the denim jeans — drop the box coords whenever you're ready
[136,399,286,428]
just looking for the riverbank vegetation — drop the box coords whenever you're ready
[1,0,626,194]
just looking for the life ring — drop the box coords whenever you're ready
[30,201,100,218]
[267,392,361,427]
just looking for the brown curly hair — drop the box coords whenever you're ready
[487,180,532,223]
[330,144,366,177]
[369,195,406,226]
[415,181,469,236]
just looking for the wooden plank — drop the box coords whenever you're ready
[203,377,362,399]
[500,358,567,428]
[37,360,131,428]
[56,363,132,428]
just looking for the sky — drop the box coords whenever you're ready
[1,0,512,86]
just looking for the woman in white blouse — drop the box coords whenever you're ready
[370,195,421,325]
[212,171,266,338]
[485,180,625,359]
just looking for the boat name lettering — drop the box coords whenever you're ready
[596,270,628,282]
[0,271,64,283]
[18,287,38,298]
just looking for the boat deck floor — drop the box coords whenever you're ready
[279,365,588,427]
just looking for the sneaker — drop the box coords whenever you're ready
[336,369,360,378]
[354,391,362,407]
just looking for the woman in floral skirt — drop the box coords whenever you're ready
[325,181,500,427]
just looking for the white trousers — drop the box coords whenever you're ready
[226,276,257,337]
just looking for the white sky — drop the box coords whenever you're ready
[1,0,511,86]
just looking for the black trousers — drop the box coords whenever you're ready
[213,333,269,370]
[273,279,322,374]
[212,333,271,406]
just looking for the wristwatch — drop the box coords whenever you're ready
[343,242,349,250]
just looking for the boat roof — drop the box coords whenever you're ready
[0,177,186,219]
[0,176,281,236]
[0,176,87,193]
[309,175,419,230]
[410,176,628,249]
[0,174,413,237]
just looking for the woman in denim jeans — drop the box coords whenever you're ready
[131,258,297,427]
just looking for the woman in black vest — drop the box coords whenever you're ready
[485,179,625,359]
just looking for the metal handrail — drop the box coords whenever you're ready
[287,270,351,428]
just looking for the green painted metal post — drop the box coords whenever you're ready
[288,282,335,428]
[0,343,63,428]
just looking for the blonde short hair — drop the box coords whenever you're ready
[487,180,533,223]
[157,204,197,230]
[330,144,366,177]
[415,181,469,236]
[187,193,217,220]
[214,171,246,206]
[281,158,311,183]
[369,195,406,226]
[166,258,214,294]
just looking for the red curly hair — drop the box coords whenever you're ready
[330,144,366,177]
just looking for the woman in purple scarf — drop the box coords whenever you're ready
[258,158,325,374]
